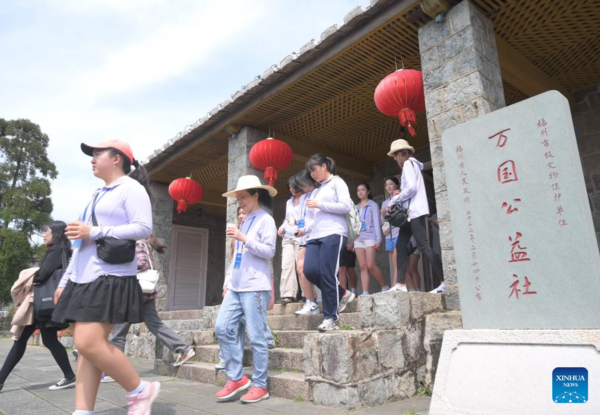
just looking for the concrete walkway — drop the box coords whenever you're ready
[0,337,430,414]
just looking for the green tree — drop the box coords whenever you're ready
[0,119,57,302]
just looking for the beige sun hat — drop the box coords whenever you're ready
[222,175,278,198]
[387,139,415,157]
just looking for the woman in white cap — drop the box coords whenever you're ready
[386,139,445,293]
[215,175,277,404]
[52,140,159,415]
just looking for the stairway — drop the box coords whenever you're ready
[153,301,361,401]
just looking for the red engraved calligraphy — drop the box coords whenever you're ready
[497,160,519,184]
[488,128,511,148]
[502,198,521,215]
[508,232,531,263]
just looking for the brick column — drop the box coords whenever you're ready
[150,182,174,311]
[225,126,267,270]
[418,0,505,309]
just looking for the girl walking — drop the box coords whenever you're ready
[354,183,389,295]
[303,155,355,332]
[293,169,321,316]
[277,176,303,304]
[380,176,406,291]
[386,139,444,293]
[0,221,76,393]
[215,175,277,404]
[52,139,158,415]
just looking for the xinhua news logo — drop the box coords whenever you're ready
[553,367,588,404]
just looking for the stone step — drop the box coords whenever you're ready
[158,309,204,320]
[156,360,309,401]
[268,300,358,315]
[273,330,317,349]
[267,312,361,331]
[194,344,304,372]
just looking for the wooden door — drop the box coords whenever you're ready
[168,225,208,310]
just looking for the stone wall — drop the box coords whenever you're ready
[172,208,226,307]
[418,0,505,310]
[572,85,600,247]
[150,183,174,311]
[305,292,462,409]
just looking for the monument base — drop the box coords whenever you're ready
[429,330,600,415]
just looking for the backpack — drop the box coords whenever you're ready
[332,177,362,244]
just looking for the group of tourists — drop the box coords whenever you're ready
[0,137,445,412]
[213,138,445,403]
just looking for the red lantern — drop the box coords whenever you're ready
[249,137,293,186]
[169,177,204,214]
[374,69,425,136]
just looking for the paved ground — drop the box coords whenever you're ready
[0,337,430,414]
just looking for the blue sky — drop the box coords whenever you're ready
[0,0,369,226]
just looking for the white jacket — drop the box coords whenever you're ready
[391,158,429,219]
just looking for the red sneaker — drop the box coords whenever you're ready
[215,374,251,401]
[240,386,270,404]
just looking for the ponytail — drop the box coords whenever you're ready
[306,153,337,175]
[109,149,152,201]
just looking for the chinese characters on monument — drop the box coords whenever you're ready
[442,91,600,329]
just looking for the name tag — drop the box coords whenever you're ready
[297,219,305,230]
[234,253,242,269]
[361,221,367,231]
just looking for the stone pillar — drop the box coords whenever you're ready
[150,182,174,311]
[225,126,266,270]
[418,0,505,309]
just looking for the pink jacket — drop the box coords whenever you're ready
[10,267,38,340]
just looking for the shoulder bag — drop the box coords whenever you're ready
[91,194,136,264]
[137,242,160,294]
[34,250,67,317]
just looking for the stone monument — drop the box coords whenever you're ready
[429,91,600,414]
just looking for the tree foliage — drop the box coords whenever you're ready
[0,118,57,302]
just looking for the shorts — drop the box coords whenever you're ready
[339,248,356,268]
[409,246,420,256]
[354,239,377,249]
[385,237,398,252]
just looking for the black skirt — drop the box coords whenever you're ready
[52,275,145,324]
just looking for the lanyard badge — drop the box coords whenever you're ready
[297,219,305,230]
[233,216,257,270]
[360,205,369,231]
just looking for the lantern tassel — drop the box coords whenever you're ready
[177,200,188,214]
[398,108,418,136]
[264,166,277,187]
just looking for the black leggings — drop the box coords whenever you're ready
[396,215,444,285]
[0,324,75,385]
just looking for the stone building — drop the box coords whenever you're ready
[130,0,599,408]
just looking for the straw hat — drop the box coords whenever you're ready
[387,139,415,158]
[222,175,278,198]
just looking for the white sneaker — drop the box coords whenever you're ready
[101,374,115,383]
[173,348,196,367]
[388,284,408,292]
[429,282,446,294]
[295,301,319,315]
[214,360,226,371]
[317,318,339,332]
[338,290,355,313]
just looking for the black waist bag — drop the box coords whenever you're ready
[92,210,136,264]
[385,203,411,229]
[34,251,67,317]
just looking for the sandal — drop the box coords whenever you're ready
[277,297,295,304]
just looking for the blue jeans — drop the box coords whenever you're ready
[215,290,270,389]
[217,316,275,364]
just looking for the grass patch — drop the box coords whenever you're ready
[294,396,305,402]
[216,381,225,387]
[417,385,432,397]
[401,411,416,415]
[340,325,353,330]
